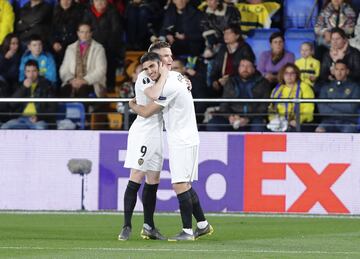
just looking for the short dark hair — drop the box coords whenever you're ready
[224,23,242,36]
[335,59,348,68]
[331,28,347,39]
[239,57,255,66]
[148,41,171,52]
[28,34,43,44]
[78,22,92,32]
[25,59,39,70]
[269,31,285,43]
[140,52,161,64]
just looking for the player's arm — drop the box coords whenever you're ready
[144,62,168,100]
[129,98,162,118]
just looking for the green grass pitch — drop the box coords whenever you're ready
[0,212,359,258]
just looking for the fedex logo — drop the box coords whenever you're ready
[98,133,351,214]
[244,135,350,213]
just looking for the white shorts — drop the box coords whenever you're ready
[124,133,163,172]
[168,145,199,184]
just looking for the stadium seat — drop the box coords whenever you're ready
[283,0,318,28]
[245,37,270,64]
[57,102,86,130]
[285,38,315,59]
[247,28,280,39]
[285,28,316,41]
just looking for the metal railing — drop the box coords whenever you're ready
[0,98,359,132]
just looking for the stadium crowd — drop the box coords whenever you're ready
[1,0,360,132]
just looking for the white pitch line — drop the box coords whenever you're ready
[0,211,360,219]
[0,246,359,255]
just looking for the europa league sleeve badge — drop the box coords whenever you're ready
[138,158,144,166]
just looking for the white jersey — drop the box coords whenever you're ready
[155,71,199,147]
[130,70,163,136]
[124,71,163,171]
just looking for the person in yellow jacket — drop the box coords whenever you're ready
[236,0,280,35]
[0,0,15,44]
[295,42,320,88]
[268,63,314,132]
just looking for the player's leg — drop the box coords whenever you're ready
[140,171,165,240]
[118,169,144,241]
[142,171,160,229]
[186,145,213,239]
[168,182,194,241]
[190,186,214,239]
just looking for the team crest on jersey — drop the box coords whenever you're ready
[138,158,144,166]
[142,77,151,85]
[345,88,351,95]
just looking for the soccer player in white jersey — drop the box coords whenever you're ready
[118,42,174,241]
[129,52,213,241]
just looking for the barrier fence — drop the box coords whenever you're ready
[0,98,359,131]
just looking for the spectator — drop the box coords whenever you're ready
[125,0,166,50]
[60,23,107,98]
[320,28,360,82]
[51,0,84,68]
[236,0,280,36]
[295,42,320,88]
[315,0,356,48]
[117,62,140,98]
[15,0,53,44]
[200,0,241,54]
[158,0,204,57]
[349,14,360,50]
[267,63,314,132]
[0,33,22,94]
[83,0,125,91]
[1,59,56,129]
[258,32,295,87]
[19,35,57,86]
[0,0,15,45]
[206,58,271,132]
[316,60,360,133]
[209,23,255,97]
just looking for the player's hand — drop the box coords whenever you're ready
[129,98,137,109]
[159,62,169,78]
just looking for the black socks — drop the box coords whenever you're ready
[177,190,193,229]
[189,187,206,222]
[123,180,141,228]
[142,183,159,229]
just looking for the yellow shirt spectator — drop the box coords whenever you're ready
[0,0,15,44]
[295,56,320,87]
[269,81,314,124]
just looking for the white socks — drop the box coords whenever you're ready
[183,228,193,235]
[197,220,208,229]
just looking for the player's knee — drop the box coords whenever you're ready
[145,171,160,184]
[129,169,145,183]
[172,182,191,194]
